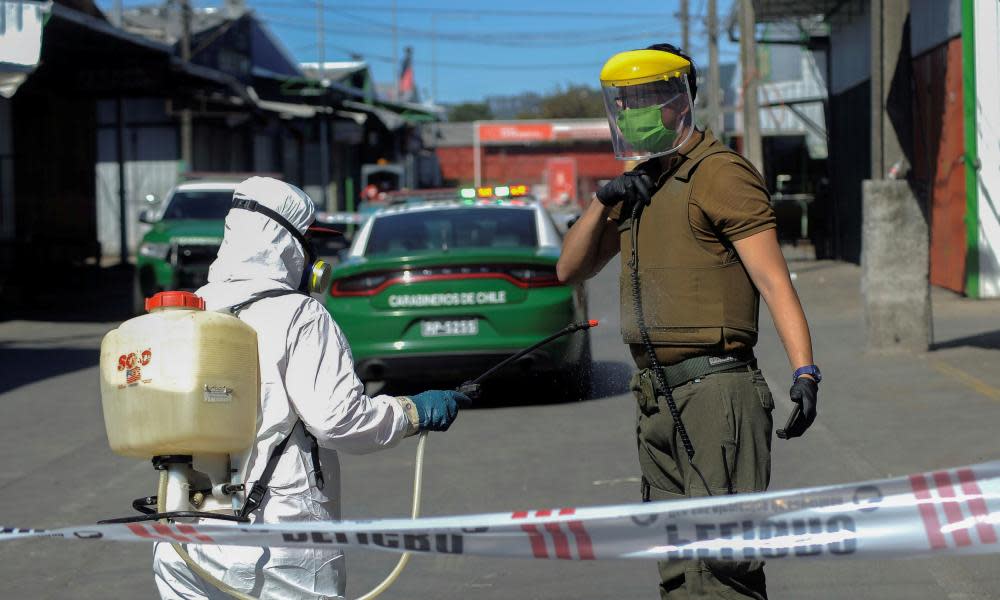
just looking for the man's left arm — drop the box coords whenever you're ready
[733,229,814,372]
[698,157,818,437]
[733,229,818,438]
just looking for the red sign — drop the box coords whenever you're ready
[545,157,578,208]
[478,123,554,143]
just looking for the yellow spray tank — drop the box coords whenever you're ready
[99,290,258,517]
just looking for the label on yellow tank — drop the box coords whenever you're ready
[203,385,233,403]
[116,348,153,388]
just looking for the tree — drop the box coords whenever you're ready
[447,102,494,122]
[520,85,606,119]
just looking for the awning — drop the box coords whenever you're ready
[0,1,52,98]
[752,0,846,22]
[343,99,407,131]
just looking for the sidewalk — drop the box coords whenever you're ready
[757,259,1000,599]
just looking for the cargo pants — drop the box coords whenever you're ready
[631,366,775,600]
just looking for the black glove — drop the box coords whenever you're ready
[776,377,818,439]
[596,171,654,209]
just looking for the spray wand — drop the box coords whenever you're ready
[456,319,600,401]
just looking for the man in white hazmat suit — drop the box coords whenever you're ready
[152,176,468,599]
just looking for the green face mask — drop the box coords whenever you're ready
[617,105,678,153]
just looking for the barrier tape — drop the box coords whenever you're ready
[3,462,999,561]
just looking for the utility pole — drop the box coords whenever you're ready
[392,0,399,100]
[706,0,720,133]
[431,13,438,103]
[679,0,689,52]
[738,0,762,172]
[179,0,193,173]
[316,0,330,209]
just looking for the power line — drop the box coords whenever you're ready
[261,16,680,48]
[258,13,678,46]
[252,0,676,20]
[331,9,655,40]
[290,40,601,71]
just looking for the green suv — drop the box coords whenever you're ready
[134,182,234,313]
[325,197,592,399]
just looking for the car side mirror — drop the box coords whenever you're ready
[138,209,156,224]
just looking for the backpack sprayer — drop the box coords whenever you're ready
[96,291,596,600]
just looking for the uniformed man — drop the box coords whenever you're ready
[556,44,820,599]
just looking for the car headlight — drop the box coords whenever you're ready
[139,241,171,260]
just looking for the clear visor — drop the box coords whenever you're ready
[602,76,694,161]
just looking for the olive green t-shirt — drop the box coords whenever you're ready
[612,129,776,365]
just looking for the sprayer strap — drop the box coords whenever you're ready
[240,420,304,519]
[229,289,306,316]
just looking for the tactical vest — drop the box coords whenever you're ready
[618,146,760,350]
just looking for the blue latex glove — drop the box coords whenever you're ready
[409,390,467,431]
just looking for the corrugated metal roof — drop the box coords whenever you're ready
[753,0,845,21]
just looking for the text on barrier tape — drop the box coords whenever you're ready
[2,462,999,561]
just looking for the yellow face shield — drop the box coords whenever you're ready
[600,49,696,161]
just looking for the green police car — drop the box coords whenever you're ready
[325,193,592,399]
[134,181,234,314]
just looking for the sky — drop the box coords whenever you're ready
[97,0,741,104]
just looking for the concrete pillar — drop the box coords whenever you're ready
[863,0,927,352]
[862,180,930,352]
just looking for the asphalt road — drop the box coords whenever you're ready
[2,258,1000,599]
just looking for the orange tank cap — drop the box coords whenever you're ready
[145,291,206,312]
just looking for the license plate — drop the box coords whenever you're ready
[420,319,479,337]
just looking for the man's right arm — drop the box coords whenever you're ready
[556,198,622,284]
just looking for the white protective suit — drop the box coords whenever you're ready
[152,177,415,599]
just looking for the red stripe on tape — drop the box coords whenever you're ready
[127,523,156,540]
[933,471,973,547]
[956,468,998,545]
[544,522,572,559]
[176,524,215,543]
[568,520,595,560]
[520,524,549,559]
[910,474,948,550]
[152,523,192,543]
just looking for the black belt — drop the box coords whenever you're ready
[652,353,755,390]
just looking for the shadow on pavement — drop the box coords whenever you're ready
[2,265,134,323]
[931,329,1000,351]
[0,344,100,393]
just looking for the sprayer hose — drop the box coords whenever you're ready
[356,430,427,600]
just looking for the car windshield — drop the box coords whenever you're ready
[161,190,233,220]
[365,208,537,256]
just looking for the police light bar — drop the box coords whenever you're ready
[477,187,493,198]
[494,186,510,197]
[460,188,476,199]
[510,185,528,197]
